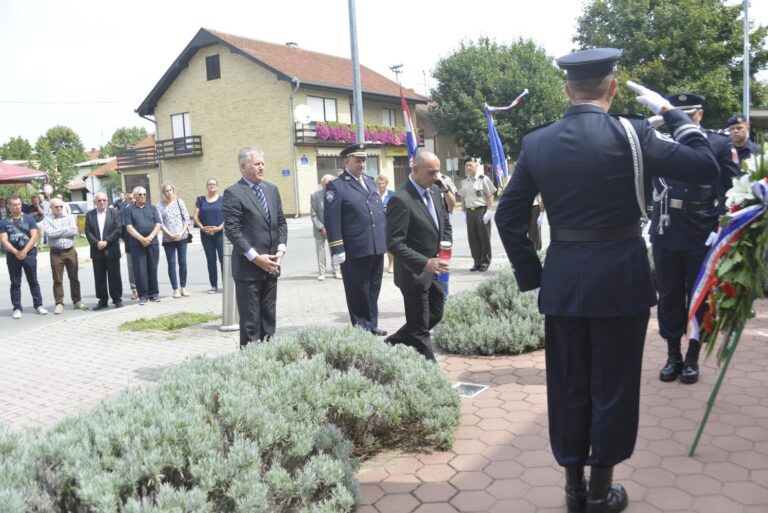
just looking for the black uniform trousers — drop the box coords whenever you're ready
[130,243,160,300]
[652,245,708,340]
[93,257,123,305]
[340,254,383,332]
[235,276,277,347]
[388,280,445,361]
[545,310,649,467]
[466,207,492,266]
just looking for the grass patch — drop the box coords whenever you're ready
[119,311,220,332]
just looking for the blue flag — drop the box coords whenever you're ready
[485,107,509,189]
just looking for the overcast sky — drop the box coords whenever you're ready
[1,0,766,150]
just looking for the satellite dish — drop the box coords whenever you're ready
[294,104,312,125]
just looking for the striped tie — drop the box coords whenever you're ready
[252,184,270,222]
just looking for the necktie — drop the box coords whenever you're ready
[423,190,438,227]
[358,175,368,192]
[252,184,270,222]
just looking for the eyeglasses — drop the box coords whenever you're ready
[135,193,146,196]
[207,183,217,186]
[52,205,64,209]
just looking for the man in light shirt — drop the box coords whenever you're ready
[45,197,88,314]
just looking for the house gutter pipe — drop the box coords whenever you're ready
[348,0,365,145]
[289,77,301,218]
[139,113,163,185]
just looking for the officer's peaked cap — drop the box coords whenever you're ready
[556,48,622,80]
[340,143,367,158]
[666,93,705,110]
[727,114,748,127]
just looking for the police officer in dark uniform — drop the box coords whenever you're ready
[652,93,741,386]
[495,48,718,513]
[726,113,762,164]
[324,143,387,335]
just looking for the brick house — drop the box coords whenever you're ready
[124,28,428,215]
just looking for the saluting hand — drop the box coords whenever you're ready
[627,81,673,115]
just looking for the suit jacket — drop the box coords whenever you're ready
[310,189,325,233]
[323,170,387,258]
[85,207,122,260]
[496,104,718,317]
[386,179,452,291]
[223,178,287,281]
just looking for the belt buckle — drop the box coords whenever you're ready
[669,198,684,209]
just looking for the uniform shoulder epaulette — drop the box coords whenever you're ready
[610,113,645,120]
[523,120,556,136]
[704,128,729,140]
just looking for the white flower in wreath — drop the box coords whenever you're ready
[725,174,755,208]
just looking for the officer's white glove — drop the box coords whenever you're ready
[332,252,346,265]
[647,115,665,128]
[534,287,540,300]
[627,81,672,115]
[705,231,718,246]
[537,211,545,226]
[482,211,492,224]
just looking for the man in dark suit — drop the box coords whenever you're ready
[495,48,718,512]
[85,192,123,309]
[223,147,287,348]
[385,150,451,361]
[324,143,387,335]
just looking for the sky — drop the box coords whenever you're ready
[1,0,766,151]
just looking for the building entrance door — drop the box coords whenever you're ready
[393,157,409,189]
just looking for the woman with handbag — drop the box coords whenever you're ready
[157,183,192,298]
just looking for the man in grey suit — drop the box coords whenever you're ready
[385,150,452,361]
[85,192,123,309]
[223,147,287,348]
[310,174,340,281]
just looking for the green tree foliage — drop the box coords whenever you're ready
[575,0,768,125]
[35,126,86,197]
[0,136,34,161]
[431,37,568,161]
[100,126,148,158]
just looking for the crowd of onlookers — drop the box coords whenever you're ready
[0,180,225,318]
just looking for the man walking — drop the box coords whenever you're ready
[223,147,287,348]
[86,192,123,310]
[0,195,48,318]
[310,174,340,280]
[460,157,496,271]
[45,197,88,314]
[385,151,451,361]
[123,186,162,305]
[495,48,718,512]
[324,143,387,335]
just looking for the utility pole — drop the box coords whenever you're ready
[347,0,365,144]
[389,64,403,86]
[743,0,751,121]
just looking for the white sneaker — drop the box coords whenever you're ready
[12,309,21,319]
[36,306,48,315]
[334,271,342,280]
[317,274,325,281]
[208,287,218,294]
[173,289,182,298]
[54,304,64,315]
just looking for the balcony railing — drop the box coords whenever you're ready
[295,122,424,147]
[116,146,158,170]
[156,136,203,160]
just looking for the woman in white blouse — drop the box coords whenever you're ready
[157,183,191,298]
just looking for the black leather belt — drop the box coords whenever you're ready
[466,206,487,212]
[50,246,75,254]
[550,223,642,242]
[668,198,715,212]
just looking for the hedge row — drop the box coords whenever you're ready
[0,326,460,513]
[434,267,545,355]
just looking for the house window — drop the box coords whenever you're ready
[206,55,221,81]
[308,96,338,122]
[382,108,396,127]
[171,112,192,153]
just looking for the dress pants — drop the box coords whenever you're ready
[340,254,383,331]
[466,207,492,266]
[387,279,445,361]
[7,251,43,311]
[130,242,160,300]
[235,275,277,347]
[653,245,708,340]
[544,311,649,467]
[314,231,338,276]
[93,256,123,305]
[50,247,81,305]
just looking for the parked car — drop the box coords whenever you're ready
[66,201,88,214]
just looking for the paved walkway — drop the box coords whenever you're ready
[1,256,767,512]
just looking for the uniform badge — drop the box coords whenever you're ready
[731,148,739,164]
[654,131,676,143]
[326,190,335,202]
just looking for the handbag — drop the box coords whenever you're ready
[178,198,193,244]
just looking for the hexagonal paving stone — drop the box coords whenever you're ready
[479,429,513,446]
[692,494,748,513]
[451,439,487,455]
[659,455,703,475]
[524,484,566,509]
[383,457,424,476]
[448,454,489,472]
[449,471,492,491]
[481,444,521,462]
[359,484,384,505]
[417,451,454,465]
[520,466,563,486]
[630,467,678,488]
[374,492,419,513]
[358,466,389,484]
[729,450,768,470]
[674,473,723,496]
[703,461,750,483]
[413,482,458,503]
[449,490,495,512]
[722,482,768,506]
[484,460,524,479]
[416,464,457,483]
[509,434,549,450]
[486,478,531,500]
[379,474,421,494]
[488,499,537,513]
[711,434,755,452]
[644,486,694,511]
[412,502,460,513]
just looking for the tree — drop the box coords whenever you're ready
[100,126,148,158]
[35,126,87,197]
[431,37,568,161]
[0,136,34,161]
[574,0,768,126]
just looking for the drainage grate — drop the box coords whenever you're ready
[452,382,488,398]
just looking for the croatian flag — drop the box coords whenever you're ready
[484,107,509,189]
[400,88,418,167]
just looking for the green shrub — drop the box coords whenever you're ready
[0,326,459,513]
[434,267,545,355]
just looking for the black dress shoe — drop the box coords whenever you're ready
[93,303,109,311]
[565,466,587,513]
[680,361,699,384]
[659,356,683,382]
[470,264,480,271]
[478,265,489,272]
[371,328,387,336]
[113,302,124,309]
[586,466,628,513]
